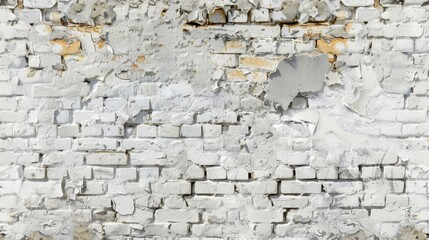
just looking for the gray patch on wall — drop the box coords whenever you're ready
[266,54,329,110]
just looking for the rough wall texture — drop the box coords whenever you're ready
[2,0,429,239]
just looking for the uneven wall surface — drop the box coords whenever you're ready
[2,0,429,239]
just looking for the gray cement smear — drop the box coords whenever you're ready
[266,54,329,110]
[0,0,429,239]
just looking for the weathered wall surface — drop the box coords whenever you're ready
[1,0,429,239]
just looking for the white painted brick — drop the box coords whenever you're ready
[3,1,429,238]
[81,125,102,137]
[152,181,191,195]
[361,166,381,180]
[112,195,134,215]
[75,138,117,150]
[116,168,137,181]
[227,168,248,180]
[102,125,124,137]
[140,167,159,179]
[58,124,79,137]
[24,167,45,179]
[281,181,321,194]
[341,0,374,6]
[295,166,316,179]
[371,209,407,222]
[273,165,294,179]
[236,181,277,194]
[396,110,427,122]
[415,39,429,52]
[396,24,423,37]
[82,181,107,195]
[130,151,165,166]
[406,181,427,193]
[206,167,226,180]
[181,125,202,138]
[137,125,156,138]
[384,166,405,179]
[246,209,284,223]
[356,7,379,22]
[271,196,309,208]
[386,195,409,207]
[333,195,360,208]
[185,165,205,179]
[195,182,235,195]
[185,196,222,209]
[251,9,270,23]
[317,167,338,180]
[276,151,308,165]
[86,153,127,165]
[158,125,180,138]
[155,210,199,223]
[323,182,363,195]
[92,166,114,179]
[211,54,238,67]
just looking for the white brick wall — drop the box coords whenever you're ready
[1,0,428,239]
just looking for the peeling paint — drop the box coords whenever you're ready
[266,54,329,109]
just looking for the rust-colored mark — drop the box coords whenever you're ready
[68,25,102,33]
[50,39,81,56]
[45,25,53,33]
[50,12,62,22]
[240,57,277,70]
[136,55,146,63]
[112,55,123,62]
[317,38,348,55]
[345,23,353,32]
[374,0,381,8]
[16,0,23,9]
[26,69,36,78]
[227,69,246,81]
[226,41,243,49]
[131,64,139,71]
[97,39,105,49]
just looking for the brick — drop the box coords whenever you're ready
[396,24,423,37]
[130,151,165,166]
[317,167,338,180]
[361,167,381,180]
[273,165,294,179]
[185,165,205,179]
[116,168,137,181]
[384,166,405,179]
[155,210,199,223]
[333,195,360,208]
[194,182,235,195]
[24,167,45,179]
[86,153,127,165]
[236,181,277,194]
[152,181,191,195]
[181,125,202,138]
[281,181,321,194]
[158,125,180,138]
[271,196,309,208]
[341,0,374,6]
[295,166,316,179]
[239,56,279,71]
[323,182,363,195]
[207,167,227,180]
[406,181,427,193]
[227,168,249,180]
[371,209,407,222]
[246,209,284,223]
[251,9,270,23]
